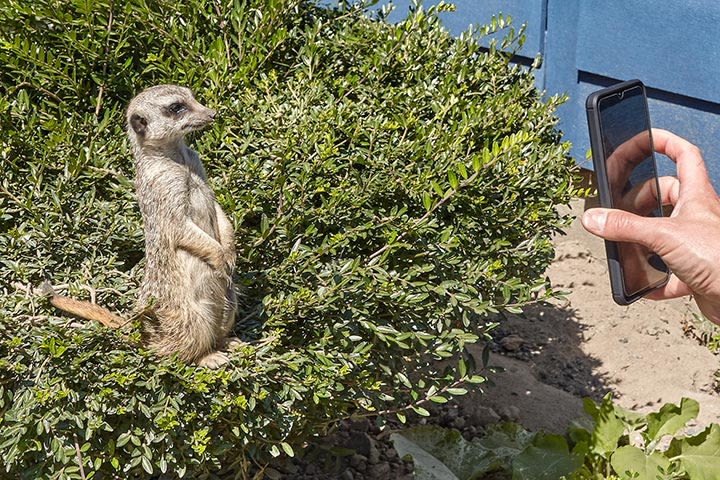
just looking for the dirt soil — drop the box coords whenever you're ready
[273,199,720,479]
[473,199,720,432]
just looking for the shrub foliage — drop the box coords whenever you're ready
[0,0,574,477]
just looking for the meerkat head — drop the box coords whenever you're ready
[126,85,216,147]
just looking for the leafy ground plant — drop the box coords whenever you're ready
[0,0,574,477]
[392,395,720,480]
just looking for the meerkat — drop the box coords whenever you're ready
[127,84,239,368]
[46,85,239,368]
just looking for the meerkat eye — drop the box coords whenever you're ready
[167,102,187,115]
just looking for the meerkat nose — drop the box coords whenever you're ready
[207,109,217,121]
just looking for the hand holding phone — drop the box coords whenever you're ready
[586,80,670,304]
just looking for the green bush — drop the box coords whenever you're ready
[0,0,574,477]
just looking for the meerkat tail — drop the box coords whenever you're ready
[41,282,124,328]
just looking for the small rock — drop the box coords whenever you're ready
[440,406,460,427]
[351,418,372,433]
[340,469,354,480]
[263,467,282,479]
[500,334,525,352]
[452,416,466,430]
[368,463,391,477]
[470,406,501,426]
[498,405,521,423]
[279,462,299,475]
[349,454,367,469]
[345,432,373,457]
[368,445,381,465]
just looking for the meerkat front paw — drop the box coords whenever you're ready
[221,248,236,273]
[209,247,235,274]
[224,336,244,350]
[208,250,227,272]
[196,351,230,369]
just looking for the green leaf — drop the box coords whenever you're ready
[269,445,281,458]
[610,445,671,480]
[645,397,699,444]
[391,425,495,480]
[586,395,625,458]
[673,424,720,479]
[396,372,413,389]
[393,423,547,480]
[141,455,154,474]
[512,434,583,480]
[396,411,407,424]
[280,442,294,457]
[422,192,433,211]
[446,388,468,396]
[392,430,461,480]
[413,406,431,417]
[448,171,458,189]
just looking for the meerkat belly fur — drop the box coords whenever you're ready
[127,85,239,368]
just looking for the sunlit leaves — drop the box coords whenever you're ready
[0,0,574,477]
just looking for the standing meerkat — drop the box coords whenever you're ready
[127,84,239,368]
[45,85,239,368]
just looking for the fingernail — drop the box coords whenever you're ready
[582,210,606,233]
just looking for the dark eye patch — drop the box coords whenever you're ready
[165,102,187,116]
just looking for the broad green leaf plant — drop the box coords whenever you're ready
[392,395,720,480]
[1,0,574,477]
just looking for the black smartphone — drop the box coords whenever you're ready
[585,79,670,305]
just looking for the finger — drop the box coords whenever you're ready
[644,275,693,300]
[605,131,653,190]
[695,298,720,326]
[651,129,714,197]
[617,175,679,215]
[581,208,660,247]
[659,175,680,206]
[611,130,653,168]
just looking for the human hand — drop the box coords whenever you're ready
[582,129,720,324]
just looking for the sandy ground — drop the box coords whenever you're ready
[471,198,720,432]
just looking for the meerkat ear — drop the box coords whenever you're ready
[130,113,148,136]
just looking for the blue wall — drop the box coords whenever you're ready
[376,0,720,190]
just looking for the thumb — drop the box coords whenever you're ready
[581,208,656,244]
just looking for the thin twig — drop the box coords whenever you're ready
[368,166,482,262]
[95,1,114,118]
[73,434,87,480]
[0,184,32,213]
[79,284,97,304]
[213,0,232,65]
[7,81,63,104]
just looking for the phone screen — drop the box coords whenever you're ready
[596,84,668,298]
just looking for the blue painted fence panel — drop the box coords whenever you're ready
[576,1,720,105]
